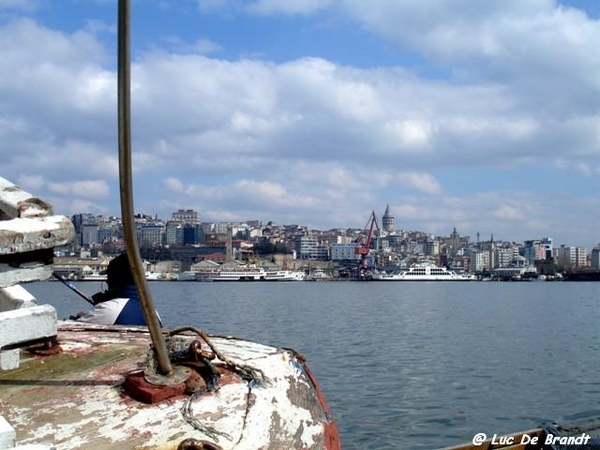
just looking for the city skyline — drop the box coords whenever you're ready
[1,1,599,251]
[74,206,596,254]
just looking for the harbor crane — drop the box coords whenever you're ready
[354,210,379,277]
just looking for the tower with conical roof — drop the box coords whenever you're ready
[382,204,395,233]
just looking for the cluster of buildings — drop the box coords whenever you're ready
[65,205,600,275]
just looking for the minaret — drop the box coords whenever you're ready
[489,233,494,271]
[382,204,395,233]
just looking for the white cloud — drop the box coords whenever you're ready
[0,0,39,12]
[1,2,600,249]
[163,177,186,193]
[247,0,334,16]
[165,36,223,54]
[47,180,110,198]
[384,119,433,151]
[195,0,334,15]
[17,174,44,191]
[397,172,441,194]
[494,205,525,221]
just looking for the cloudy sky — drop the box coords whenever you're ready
[1,0,599,249]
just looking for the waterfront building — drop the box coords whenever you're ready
[330,243,361,262]
[591,244,600,269]
[71,213,96,232]
[425,239,439,257]
[295,235,328,260]
[246,220,262,228]
[556,245,587,269]
[165,221,183,246]
[213,222,231,234]
[406,239,427,255]
[495,246,519,268]
[450,254,470,271]
[541,237,554,260]
[183,223,204,245]
[97,228,113,245]
[81,223,99,248]
[521,240,548,265]
[467,249,490,273]
[63,208,596,270]
[140,223,166,249]
[171,209,199,224]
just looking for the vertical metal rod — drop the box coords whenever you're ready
[118,0,172,375]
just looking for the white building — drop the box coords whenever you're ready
[330,243,361,262]
[165,221,183,245]
[468,249,490,272]
[557,245,587,268]
[139,223,166,248]
[171,209,200,224]
[495,246,519,268]
[295,236,328,260]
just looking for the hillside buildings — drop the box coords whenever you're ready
[68,206,594,274]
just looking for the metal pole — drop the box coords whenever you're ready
[117,0,172,376]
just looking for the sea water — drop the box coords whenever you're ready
[26,280,600,449]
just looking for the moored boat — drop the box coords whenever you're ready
[177,270,199,281]
[264,269,306,281]
[372,262,476,281]
[203,266,268,281]
[308,267,331,281]
[76,271,107,281]
[201,266,305,282]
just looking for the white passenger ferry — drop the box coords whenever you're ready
[201,267,306,281]
[372,262,476,281]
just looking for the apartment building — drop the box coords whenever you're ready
[556,245,587,269]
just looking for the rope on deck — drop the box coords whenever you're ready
[166,326,266,383]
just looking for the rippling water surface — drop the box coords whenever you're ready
[27,280,600,449]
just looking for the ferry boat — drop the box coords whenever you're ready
[76,270,107,282]
[307,267,331,281]
[202,267,306,282]
[372,262,476,281]
[177,270,199,281]
[76,269,171,282]
[0,3,340,448]
[265,269,306,281]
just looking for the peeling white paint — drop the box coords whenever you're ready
[2,326,331,449]
[0,177,52,219]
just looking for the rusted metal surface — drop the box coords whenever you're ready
[298,355,341,450]
[0,322,338,449]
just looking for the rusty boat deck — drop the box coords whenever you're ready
[0,321,339,449]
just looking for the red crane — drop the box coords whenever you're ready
[355,211,379,274]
